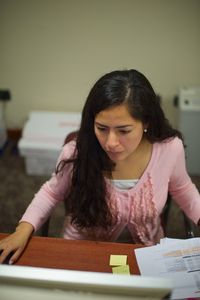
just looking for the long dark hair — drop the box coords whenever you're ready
[57,69,183,229]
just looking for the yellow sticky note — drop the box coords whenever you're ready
[109,254,127,266]
[112,265,130,275]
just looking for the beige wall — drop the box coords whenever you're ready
[0,0,200,128]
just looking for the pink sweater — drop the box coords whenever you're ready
[20,137,200,245]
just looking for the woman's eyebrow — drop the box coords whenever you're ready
[95,122,133,129]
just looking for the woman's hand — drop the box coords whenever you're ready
[0,222,34,264]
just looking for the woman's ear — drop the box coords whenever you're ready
[143,123,149,132]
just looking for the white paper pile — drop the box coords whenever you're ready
[18,111,81,175]
[135,237,200,299]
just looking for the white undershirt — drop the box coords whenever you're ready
[111,179,139,190]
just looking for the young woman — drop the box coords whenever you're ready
[0,69,200,264]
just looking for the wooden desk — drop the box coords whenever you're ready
[0,233,144,274]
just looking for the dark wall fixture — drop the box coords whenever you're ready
[0,89,12,151]
[0,89,11,101]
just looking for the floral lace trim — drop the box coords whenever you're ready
[130,173,161,245]
[65,174,163,243]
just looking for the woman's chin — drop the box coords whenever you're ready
[107,152,124,161]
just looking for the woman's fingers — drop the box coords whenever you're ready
[7,249,21,265]
[0,250,14,264]
[0,235,25,264]
[0,223,33,264]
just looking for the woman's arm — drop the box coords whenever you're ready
[169,140,200,224]
[20,143,75,231]
[0,142,75,264]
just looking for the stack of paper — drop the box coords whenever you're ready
[135,237,200,299]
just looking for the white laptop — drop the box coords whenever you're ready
[0,265,172,300]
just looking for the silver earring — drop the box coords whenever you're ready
[144,129,147,133]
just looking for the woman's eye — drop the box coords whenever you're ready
[119,130,131,134]
[97,127,107,132]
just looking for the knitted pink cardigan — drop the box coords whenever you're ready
[20,137,200,245]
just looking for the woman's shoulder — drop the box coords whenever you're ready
[158,136,183,149]
[154,136,184,156]
[59,140,77,160]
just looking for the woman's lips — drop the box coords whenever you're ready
[107,151,122,159]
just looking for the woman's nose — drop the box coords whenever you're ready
[106,131,119,149]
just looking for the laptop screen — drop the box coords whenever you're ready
[0,264,172,300]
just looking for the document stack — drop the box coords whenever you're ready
[135,237,200,299]
[18,111,81,175]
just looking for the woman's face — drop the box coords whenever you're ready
[94,104,146,162]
